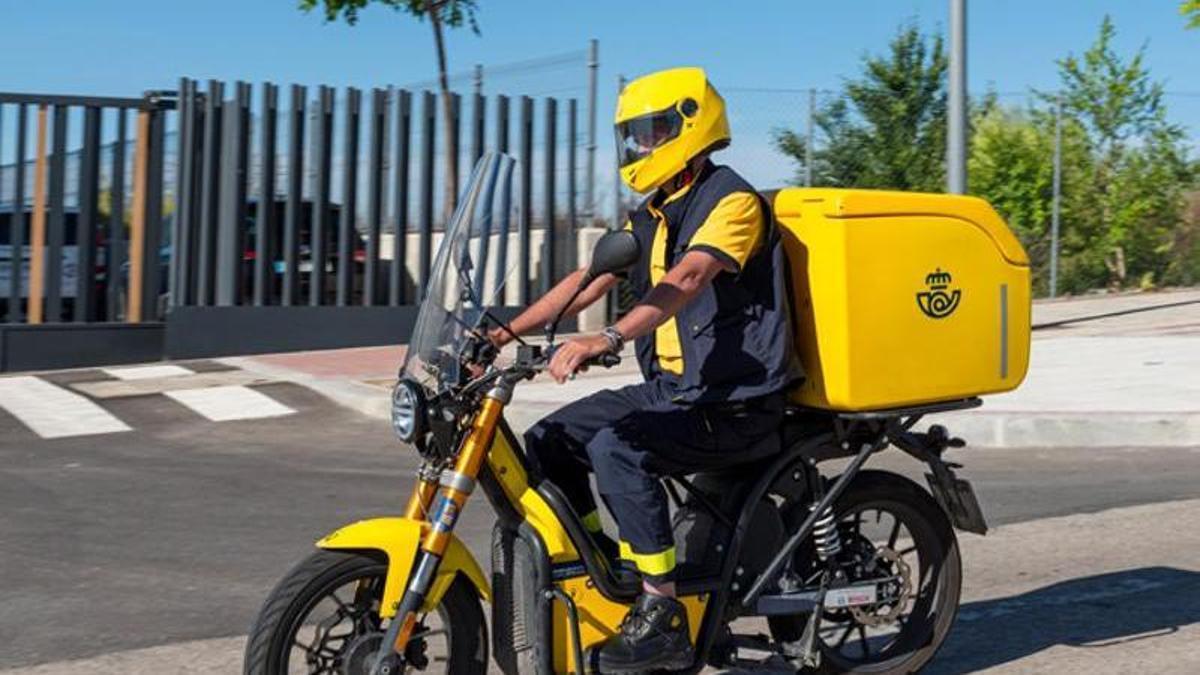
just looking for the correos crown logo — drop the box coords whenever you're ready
[916,268,961,319]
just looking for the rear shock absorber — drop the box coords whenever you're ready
[811,505,842,561]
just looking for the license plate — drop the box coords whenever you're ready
[825,584,878,608]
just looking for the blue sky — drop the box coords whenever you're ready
[3,1,1195,95]
[2,1,1197,193]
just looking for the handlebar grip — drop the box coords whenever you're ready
[586,352,622,369]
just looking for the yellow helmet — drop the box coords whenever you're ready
[615,67,731,194]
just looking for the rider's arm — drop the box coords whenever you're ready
[492,268,620,346]
[547,194,762,382]
[612,192,763,342]
[610,251,726,341]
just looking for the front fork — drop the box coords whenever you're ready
[374,382,510,674]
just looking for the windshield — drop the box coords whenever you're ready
[402,152,519,393]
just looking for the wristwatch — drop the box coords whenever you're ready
[601,326,626,354]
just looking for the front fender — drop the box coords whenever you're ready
[317,517,491,618]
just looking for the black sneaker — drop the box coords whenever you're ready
[596,593,694,673]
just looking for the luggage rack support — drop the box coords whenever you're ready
[743,397,983,608]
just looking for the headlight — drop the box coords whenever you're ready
[391,379,427,443]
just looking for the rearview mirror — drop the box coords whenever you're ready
[586,230,641,281]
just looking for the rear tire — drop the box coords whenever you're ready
[244,549,488,674]
[769,470,962,675]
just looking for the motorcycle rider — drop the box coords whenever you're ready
[489,67,796,672]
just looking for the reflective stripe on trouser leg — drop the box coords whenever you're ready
[581,510,603,533]
[619,540,677,579]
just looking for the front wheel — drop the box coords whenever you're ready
[244,549,488,674]
[770,470,963,674]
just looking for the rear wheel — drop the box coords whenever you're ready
[244,549,487,674]
[769,470,962,674]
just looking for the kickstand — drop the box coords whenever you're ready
[786,589,824,670]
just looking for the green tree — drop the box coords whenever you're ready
[299,0,479,221]
[968,107,1092,295]
[1182,1,1200,29]
[1053,15,1193,289]
[774,24,947,191]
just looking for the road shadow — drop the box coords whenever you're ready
[926,566,1200,673]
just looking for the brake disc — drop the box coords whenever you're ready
[849,547,912,627]
[340,632,385,674]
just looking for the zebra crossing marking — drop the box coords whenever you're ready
[0,376,131,439]
[165,385,297,422]
[102,365,195,381]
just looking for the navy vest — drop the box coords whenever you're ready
[625,163,797,403]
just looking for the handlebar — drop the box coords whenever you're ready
[459,341,622,398]
[543,344,622,371]
[583,352,623,369]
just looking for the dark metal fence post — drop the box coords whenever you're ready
[568,98,578,270]
[472,90,485,165]
[142,102,168,319]
[337,87,361,306]
[7,105,27,322]
[449,92,461,212]
[493,96,511,300]
[171,78,190,307]
[75,106,101,322]
[418,90,435,297]
[518,96,532,305]
[310,85,333,306]
[364,88,385,306]
[254,82,278,306]
[107,110,127,321]
[389,89,411,306]
[197,79,224,306]
[282,84,305,306]
[215,82,250,307]
[174,78,197,307]
[542,98,557,294]
[45,104,68,321]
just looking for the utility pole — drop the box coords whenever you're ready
[1050,94,1063,298]
[614,74,626,228]
[472,64,483,97]
[947,0,967,194]
[805,88,815,187]
[585,39,599,223]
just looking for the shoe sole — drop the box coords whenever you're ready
[597,648,694,674]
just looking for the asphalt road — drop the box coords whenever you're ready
[1,371,1199,672]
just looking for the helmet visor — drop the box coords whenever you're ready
[616,107,684,167]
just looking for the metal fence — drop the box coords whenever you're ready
[172,78,582,314]
[0,91,172,326]
[0,83,586,328]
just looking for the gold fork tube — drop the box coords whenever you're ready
[420,395,505,556]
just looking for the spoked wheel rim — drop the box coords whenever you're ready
[281,567,455,674]
[815,500,951,671]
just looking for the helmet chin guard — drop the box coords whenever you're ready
[615,67,730,194]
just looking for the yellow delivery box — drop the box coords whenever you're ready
[772,188,1031,411]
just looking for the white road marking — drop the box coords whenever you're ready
[101,364,194,380]
[165,385,295,422]
[0,376,131,439]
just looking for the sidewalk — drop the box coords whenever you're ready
[228,289,1200,448]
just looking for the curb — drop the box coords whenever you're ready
[930,411,1200,448]
[222,354,1200,449]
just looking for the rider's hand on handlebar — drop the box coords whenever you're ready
[548,334,612,384]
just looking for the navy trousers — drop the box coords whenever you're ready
[523,378,784,582]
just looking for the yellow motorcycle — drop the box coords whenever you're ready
[245,152,1028,674]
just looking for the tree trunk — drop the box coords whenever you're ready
[429,4,458,226]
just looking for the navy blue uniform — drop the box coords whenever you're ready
[525,162,796,581]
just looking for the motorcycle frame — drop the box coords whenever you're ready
[357,372,985,673]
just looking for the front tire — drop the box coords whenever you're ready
[770,470,962,674]
[244,549,488,674]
